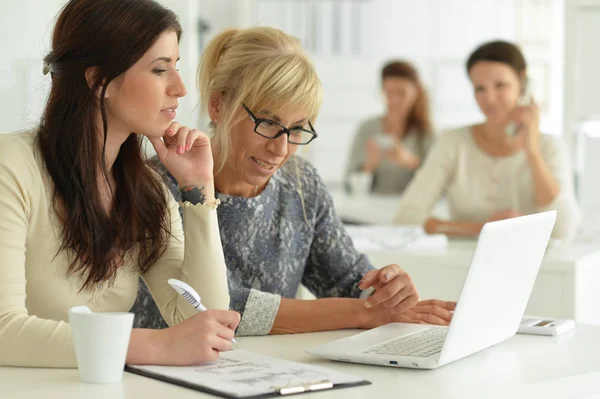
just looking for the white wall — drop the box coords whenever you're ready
[1,0,567,186]
[0,0,65,134]
[565,0,600,151]
[250,0,524,183]
[0,0,238,134]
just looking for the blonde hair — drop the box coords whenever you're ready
[198,27,323,173]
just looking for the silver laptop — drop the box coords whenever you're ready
[306,211,556,369]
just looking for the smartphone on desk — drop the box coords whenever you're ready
[505,76,534,137]
[517,317,575,336]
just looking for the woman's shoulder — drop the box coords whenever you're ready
[430,126,472,149]
[356,116,383,135]
[0,131,39,173]
[0,129,36,150]
[279,155,326,197]
[280,155,321,183]
[538,133,568,158]
[0,131,43,207]
[277,156,331,218]
[538,133,564,148]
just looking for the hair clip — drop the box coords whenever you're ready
[42,62,54,76]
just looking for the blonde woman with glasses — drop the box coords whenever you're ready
[132,27,454,335]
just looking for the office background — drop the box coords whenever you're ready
[3,3,600,394]
[1,0,599,223]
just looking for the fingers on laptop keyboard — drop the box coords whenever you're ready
[411,303,454,325]
[417,299,457,311]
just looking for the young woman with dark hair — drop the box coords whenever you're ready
[0,0,238,368]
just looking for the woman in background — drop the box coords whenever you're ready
[393,41,580,239]
[345,60,435,195]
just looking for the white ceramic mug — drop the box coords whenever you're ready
[68,306,134,384]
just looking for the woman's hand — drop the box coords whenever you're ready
[510,101,541,156]
[386,142,421,169]
[357,265,455,329]
[361,299,456,329]
[388,299,455,325]
[157,310,240,365]
[363,139,382,172]
[359,264,419,312]
[149,121,214,188]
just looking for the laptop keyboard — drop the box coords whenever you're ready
[363,329,447,357]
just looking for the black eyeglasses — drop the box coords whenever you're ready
[242,104,318,145]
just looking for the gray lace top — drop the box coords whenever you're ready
[130,155,374,335]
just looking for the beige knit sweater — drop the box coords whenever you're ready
[393,127,581,239]
[0,131,230,367]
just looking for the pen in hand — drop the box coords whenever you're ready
[168,278,238,344]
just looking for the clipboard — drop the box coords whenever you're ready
[125,349,370,399]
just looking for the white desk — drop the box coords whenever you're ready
[329,188,449,225]
[2,325,600,399]
[329,189,402,225]
[363,237,600,325]
[327,189,600,325]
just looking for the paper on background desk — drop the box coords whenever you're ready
[345,225,448,252]
[127,349,365,398]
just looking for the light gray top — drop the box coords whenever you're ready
[393,126,581,239]
[345,116,435,195]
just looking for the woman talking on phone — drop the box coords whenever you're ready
[393,40,580,239]
[0,0,239,368]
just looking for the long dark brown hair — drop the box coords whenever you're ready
[381,60,433,135]
[38,0,181,290]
